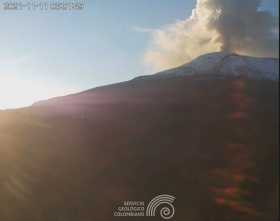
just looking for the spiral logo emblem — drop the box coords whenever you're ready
[146,194,176,220]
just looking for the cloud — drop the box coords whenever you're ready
[144,0,279,71]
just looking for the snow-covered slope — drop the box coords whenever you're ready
[138,52,279,81]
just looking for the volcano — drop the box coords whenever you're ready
[0,53,278,221]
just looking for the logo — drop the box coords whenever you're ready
[146,194,176,220]
[113,194,176,220]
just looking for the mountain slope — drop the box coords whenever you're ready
[33,53,279,112]
[0,54,279,221]
[135,53,279,81]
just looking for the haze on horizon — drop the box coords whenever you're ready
[0,0,278,109]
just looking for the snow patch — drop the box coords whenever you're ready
[155,52,279,80]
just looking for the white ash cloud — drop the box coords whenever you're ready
[145,0,279,71]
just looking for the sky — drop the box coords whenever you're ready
[0,0,278,109]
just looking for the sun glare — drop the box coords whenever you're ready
[0,75,41,109]
[0,75,74,110]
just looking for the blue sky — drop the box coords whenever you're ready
[0,0,277,108]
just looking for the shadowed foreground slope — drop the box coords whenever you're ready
[0,74,278,221]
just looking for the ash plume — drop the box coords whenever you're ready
[145,0,279,71]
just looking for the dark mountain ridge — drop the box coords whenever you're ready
[0,53,278,221]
